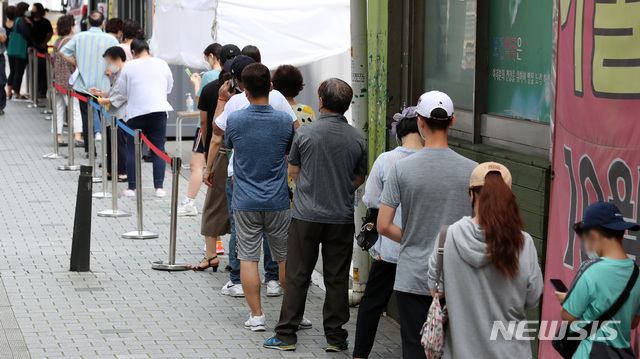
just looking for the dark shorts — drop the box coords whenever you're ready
[192,128,204,154]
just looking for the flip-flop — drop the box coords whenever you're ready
[57,142,68,147]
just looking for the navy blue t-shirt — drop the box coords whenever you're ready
[225,104,294,211]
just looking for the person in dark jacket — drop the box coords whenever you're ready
[6,2,33,100]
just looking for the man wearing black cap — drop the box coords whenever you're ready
[554,201,640,357]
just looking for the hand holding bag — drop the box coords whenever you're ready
[421,225,449,359]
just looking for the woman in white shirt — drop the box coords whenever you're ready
[353,107,423,359]
[118,38,173,197]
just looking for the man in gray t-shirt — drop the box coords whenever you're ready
[378,91,477,359]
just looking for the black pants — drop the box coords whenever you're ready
[8,56,27,95]
[275,218,354,345]
[353,260,397,358]
[106,124,128,176]
[396,291,432,359]
[37,54,47,97]
[79,99,89,153]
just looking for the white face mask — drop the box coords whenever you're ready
[107,64,120,74]
[204,57,212,71]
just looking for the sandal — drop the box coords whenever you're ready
[57,141,68,147]
[190,256,219,272]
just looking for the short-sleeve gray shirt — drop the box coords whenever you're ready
[289,113,368,224]
[381,148,478,296]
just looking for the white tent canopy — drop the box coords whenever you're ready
[150,0,350,69]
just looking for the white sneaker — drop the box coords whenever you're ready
[266,280,283,297]
[123,189,135,197]
[221,281,245,297]
[177,198,198,216]
[244,312,266,332]
[155,188,167,197]
[95,132,102,142]
[299,316,313,330]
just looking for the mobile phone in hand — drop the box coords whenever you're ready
[550,279,568,292]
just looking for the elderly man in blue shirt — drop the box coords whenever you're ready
[60,10,118,154]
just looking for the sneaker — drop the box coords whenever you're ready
[326,341,349,352]
[216,240,225,255]
[177,198,198,216]
[263,335,296,351]
[266,280,283,297]
[155,188,167,197]
[221,281,245,297]
[299,316,312,330]
[123,189,135,197]
[95,132,102,142]
[244,313,266,332]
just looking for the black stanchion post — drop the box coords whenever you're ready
[152,157,189,271]
[58,92,80,171]
[122,130,158,239]
[70,165,93,272]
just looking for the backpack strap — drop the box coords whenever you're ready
[434,225,450,292]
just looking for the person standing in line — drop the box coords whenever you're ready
[225,63,294,331]
[426,162,543,359]
[376,91,478,359]
[241,45,261,63]
[178,42,223,217]
[29,3,52,99]
[352,107,423,359]
[119,19,142,62]
[6,2,33,101]
[118,38,173,197]
[189,44,239,271]
[60,10,118,153]
[4,5,16,101]
[264,78,368,352]
[90,46,128,181]
[0,21,7,115]
[52,15,82,146]
[272,65,316,125]
[205,55,300,301]
[105,18,123,39]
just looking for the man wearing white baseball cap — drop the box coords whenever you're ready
[378,91,478,358]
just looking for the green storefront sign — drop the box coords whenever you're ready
[487,0,553,123]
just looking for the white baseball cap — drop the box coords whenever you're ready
[416,91,455,119]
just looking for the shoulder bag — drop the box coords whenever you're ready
[7,17,28,60]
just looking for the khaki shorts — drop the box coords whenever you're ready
[233,209,290,262]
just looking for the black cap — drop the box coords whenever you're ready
[574,201,640,235]
[219,44,240,65]
[224,55,255,81]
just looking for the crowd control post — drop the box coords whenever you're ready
[43,81,65,159]
[93,112,111,198]
[69,165,93,272]
[26,48,33,102]
[122,130,158,239]
[42,54,53,118]
[58,92,80,171]
[152,157,189,271]
[87,102,100,183]
[98,119,131,218]
[27,50,39,109]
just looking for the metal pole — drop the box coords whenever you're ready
[122,129,158,239]
[43,81,65,159]
[28,50,39,108]
[58,93,80,171]
[87,102,100,183]
[98,119,131,217]
[176,115,182,161]
[152,157,189,270]
[93,111,112,198]
[42,54,53,116]
[26,49,32,100]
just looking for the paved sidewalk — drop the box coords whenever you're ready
[0,100,401,358]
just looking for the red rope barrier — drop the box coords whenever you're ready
[70,91,88,103]
[140,133,172,164]
[36,52,46,59]
[53,82,68,96]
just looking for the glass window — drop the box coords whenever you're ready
[423,0,477,111]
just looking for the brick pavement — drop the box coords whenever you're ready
[0,100,402,358]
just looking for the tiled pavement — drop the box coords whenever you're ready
[0,100,402,358]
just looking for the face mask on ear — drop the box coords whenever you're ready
[418,124,426,141]
[585,234,600,259]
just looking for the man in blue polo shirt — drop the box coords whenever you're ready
[555,202,640,358]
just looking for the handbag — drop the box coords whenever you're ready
[356,208,379,251]
[552,264,639,359]
[421,225,449,359]
[7,17,28,60]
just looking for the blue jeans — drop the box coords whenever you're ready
[0,55,6,110]
[125,112,167,189]
[94,108,101,134]
[226,177,279,284]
